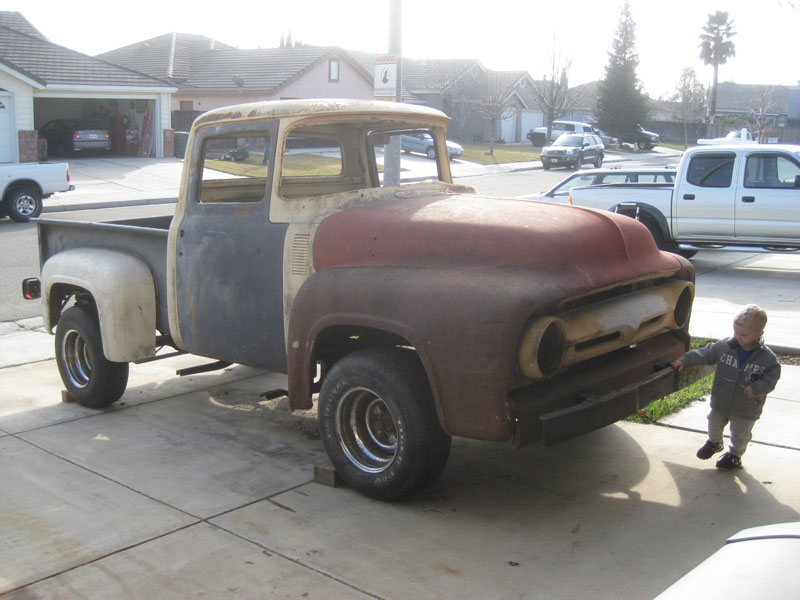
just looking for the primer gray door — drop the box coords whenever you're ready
[175,128,289,371]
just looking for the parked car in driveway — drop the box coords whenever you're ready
[400,132,463,159]
[523,165,677,202]
[39,119,111,157]
[621,124,660,150]
[596,129,619,148]
[534,120,597,143]
[541,133,604,170]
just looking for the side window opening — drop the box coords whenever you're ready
[369,127,448,187]
[199,133,272,204]
[687,153,735,188]
[744,153,800,189]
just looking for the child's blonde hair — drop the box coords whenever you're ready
[734,304,768,332]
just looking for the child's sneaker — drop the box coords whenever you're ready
[716,452,743,470]
[696,440,724,459]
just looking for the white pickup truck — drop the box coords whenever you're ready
[1,162,73,222]
[568,144,800,256]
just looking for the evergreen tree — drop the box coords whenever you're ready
[699,11,736,123]
[594,1,649,145]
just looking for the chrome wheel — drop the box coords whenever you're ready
[335,387,398,473]
[14,192,37,217]
[61,327,92,388]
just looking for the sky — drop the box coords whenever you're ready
[6,0,799,99]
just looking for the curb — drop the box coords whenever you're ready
[43,196,178,214]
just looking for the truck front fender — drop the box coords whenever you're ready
[42,248,157,362]
[287,266,570,442]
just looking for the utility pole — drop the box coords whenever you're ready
[383,0,402,186]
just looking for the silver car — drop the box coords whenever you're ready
[39,119,112,157]
[400,133,463,160]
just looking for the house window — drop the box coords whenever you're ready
[180,100,194,111]
[329,59,340,83]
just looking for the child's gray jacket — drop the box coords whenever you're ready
[678,338,781,420]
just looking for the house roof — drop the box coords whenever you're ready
[0,11,46,40]
[715,82,790,114]
[568,81,599,111]
[0,12,175,90]
[97,33,372,93]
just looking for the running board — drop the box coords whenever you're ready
[176,360,232,376]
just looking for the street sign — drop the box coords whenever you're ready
[374,53,398,101]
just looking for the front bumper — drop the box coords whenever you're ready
[509,334,714,447]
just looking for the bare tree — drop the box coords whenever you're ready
[442,67,482,141]
[670,67,706,148]
[530,47,573,142]
[748,87,779,142]
[474,73,514,156]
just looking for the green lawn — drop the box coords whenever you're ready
[461,142,540,165]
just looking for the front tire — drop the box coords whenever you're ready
[637,140,648,150]
[426,147,436,160]
[55,306,129,408]
[318,348,451,501]
[7,186,42,222]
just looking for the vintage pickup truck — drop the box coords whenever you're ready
[23,99,708,500]
[1,161,73,222]
[568,144,800,256]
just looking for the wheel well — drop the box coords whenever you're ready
[4,180,43,201]
[312,325,417,387]
[47,283,96,331]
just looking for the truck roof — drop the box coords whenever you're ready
[685,143,800,154]
[195,98,451,127]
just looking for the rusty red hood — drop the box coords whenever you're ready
[313,194,681,289]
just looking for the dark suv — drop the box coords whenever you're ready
[541,133,604,170]
[622,124,660,150]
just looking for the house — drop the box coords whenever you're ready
[97,34,375,123]
[349,53,543,143]
[0,11,176,162]
[712,82,791,126]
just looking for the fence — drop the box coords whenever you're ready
[648,120,800,145]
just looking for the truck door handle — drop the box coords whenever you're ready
[683,194,695,200]
[741,196,755,203]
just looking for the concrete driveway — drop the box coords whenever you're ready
[2,342,799,598]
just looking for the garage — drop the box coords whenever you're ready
[34,97,160,159]
[0,13,175,163]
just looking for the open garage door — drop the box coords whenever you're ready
[34,97,158,159]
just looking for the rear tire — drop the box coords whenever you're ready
[7,186,42,222]
[426,147,436,160]
[318,348,451,501]
[55,306,129,408]
[594,154,603,168]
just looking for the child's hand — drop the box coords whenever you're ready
[743,385,755,398]
[670,359,685,372]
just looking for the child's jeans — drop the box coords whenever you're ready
[707,409,757,456]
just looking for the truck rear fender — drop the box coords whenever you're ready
[611,202,670,242]
[42,248,157,362]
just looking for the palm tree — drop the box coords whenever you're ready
[699,11,736,123]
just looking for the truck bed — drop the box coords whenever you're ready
[36,215,172,333]
[569,182,673,212]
